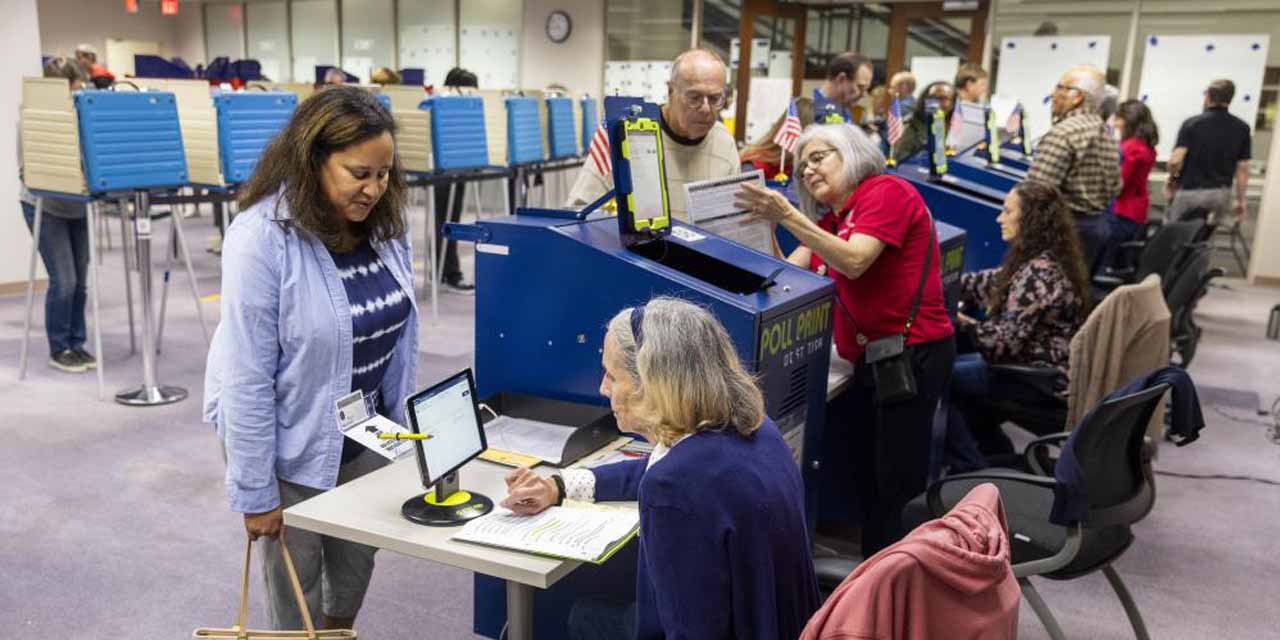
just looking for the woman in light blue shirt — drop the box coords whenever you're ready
[203,86,417,631]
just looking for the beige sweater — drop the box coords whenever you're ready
[565,120,740,221]
[1066,274,1171,445]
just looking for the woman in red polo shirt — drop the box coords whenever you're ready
[736,123,955,557]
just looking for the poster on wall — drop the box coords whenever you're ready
[994,36,1110,143]
[1136,34,1269,161]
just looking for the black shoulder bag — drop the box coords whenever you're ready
[840,217,936,405]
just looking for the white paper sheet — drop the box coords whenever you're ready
[336,390,415,460]
[454,506,639,562]
[684,170,774,255]
[484,415,576,465]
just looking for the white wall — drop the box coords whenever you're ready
[38,0,205,69]
[1249,123,1280,285]
[520,0,603,98]
[2,0,44,287]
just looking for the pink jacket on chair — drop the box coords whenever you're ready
[801,483,1020,640]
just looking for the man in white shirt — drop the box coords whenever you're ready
[567,49,740,221]
[950,63,989,151]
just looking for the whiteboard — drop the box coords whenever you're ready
[1136,34,1269,161]
[746,77,793,144]
[995,36,1110,143]
[603,60,672,105]
[910,56,958,92]
[459,24,520,90]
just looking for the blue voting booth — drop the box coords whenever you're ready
[457,97,837,638]
[580,96,599,155]
[430,95,491,170]
[545,96,577,160]
[76,91,189,191]
[505,96,545,166]
[213,91,297,184]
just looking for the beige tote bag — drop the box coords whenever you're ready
[194,535,357,639]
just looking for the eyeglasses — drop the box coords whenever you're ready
[680,90,728,110]
[1054,83,1082,94]
[798,148,839,175]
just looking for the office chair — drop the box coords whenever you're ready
[901,382,1171,640]
[1094,219,1203,294]
[1161,244,1223,367]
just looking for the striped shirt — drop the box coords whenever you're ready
[331,239,412,462]
[1027,106,1121,215]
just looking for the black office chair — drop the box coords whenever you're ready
[1094,219,1203,295]
[1161,244,1224,367]
[901,382,1171,640]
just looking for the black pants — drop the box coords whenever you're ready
[847,335,956,557]
[1073,212,1110,277]
[433,183,466,283]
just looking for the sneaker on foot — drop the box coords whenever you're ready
[49,350,88,373]
[72,347,97,369]
[443,278,476,294]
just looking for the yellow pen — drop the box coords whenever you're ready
[377,432,432,440]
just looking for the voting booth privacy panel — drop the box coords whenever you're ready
[214,92,297,185]
[431,95,491,170]
[995,36,1111,144]
[1137,34,1270,161]
[21,78,89,195]
[77,91,188,192]
[375,84,433,173]
[134,77,224,187]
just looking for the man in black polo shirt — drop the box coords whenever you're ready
[1166,79,1252,223]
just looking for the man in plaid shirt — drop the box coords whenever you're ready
[1026,65,1120,276]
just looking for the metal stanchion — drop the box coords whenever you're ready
[86,201,106,399]
[115,190,187,406]
[427,183,439,321]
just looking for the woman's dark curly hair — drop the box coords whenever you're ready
[1115,99,1159,149]
[238,85,407,249]
[989,181,1091,316]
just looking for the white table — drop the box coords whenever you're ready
[827,349,855,400]
[284,454,602,640]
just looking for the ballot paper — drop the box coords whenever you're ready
[335,390,415,461]
[684,170,775,255]
[453,506,640,563]
[483,415,576,466]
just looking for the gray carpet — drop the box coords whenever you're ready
[2,204,1279,639]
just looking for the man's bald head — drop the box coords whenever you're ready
[665,49,729,140]
[669,49,727,88]
[1051,64,1105,117]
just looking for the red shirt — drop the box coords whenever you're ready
[817,174,954,362]
[1112,137,1155,224]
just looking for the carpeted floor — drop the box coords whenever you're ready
[2,203,1278,639]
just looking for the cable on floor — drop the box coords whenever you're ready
[1155,470,1280,486]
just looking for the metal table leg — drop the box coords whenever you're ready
[118,197,137,354]
[505,580,534,640]
[18,197,44,380]
[171,209,211,344]
[86,202,106,399]
[115,190,187,407]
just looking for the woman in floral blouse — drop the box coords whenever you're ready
[948,181,1091,469]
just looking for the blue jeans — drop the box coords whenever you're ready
[568,598,636,640]
[22,201,89,355]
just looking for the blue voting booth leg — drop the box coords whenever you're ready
[473,544,639,638]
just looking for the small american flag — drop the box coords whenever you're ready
[887,97,904,146]
[588,120,612,176]
[773,99,803,154]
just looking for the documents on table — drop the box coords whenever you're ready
[684,169,775,255]
[483,415,576,466]
[453,506,640,564]
[335,390,415,461]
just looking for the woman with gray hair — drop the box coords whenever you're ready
[500,297,819,640]
[735,123,955,557]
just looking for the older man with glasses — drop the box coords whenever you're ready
[566,48,740,221]
[1026,65,1121,276]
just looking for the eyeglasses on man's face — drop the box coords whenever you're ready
[1054,83,1082,94]
[680,90,728,110]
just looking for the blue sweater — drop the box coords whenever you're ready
[591,419,820,640]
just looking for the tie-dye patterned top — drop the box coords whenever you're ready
[330,239,412,461]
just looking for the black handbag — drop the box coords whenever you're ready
[840,218,936,406]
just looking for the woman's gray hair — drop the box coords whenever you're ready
[792,123,886,219]
[606,297,765,446]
